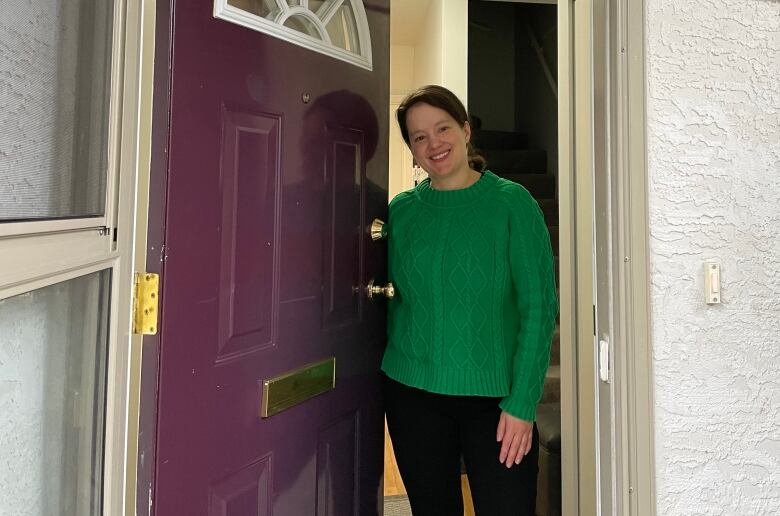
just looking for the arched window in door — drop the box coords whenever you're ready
[215,0,373,70]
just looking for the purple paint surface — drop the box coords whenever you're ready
[151,2,390,514]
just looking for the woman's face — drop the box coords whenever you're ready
[405,102,471,182]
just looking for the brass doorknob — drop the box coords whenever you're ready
[366,279,395,300]
[370,219,386,241]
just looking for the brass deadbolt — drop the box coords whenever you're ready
[366,279,395,300]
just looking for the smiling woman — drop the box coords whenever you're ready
[383,84,558,516]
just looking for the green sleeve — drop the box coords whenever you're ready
[499,188,558,421]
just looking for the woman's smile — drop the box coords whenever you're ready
[429,149,450,161]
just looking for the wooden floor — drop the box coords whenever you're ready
[384,423,475,516]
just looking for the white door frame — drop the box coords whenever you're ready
[615,0,656,513]
[121,1,157,514]
[120,0,659,513]
[559,0,656,514]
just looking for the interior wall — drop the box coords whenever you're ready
[412,0,443,89]
[440,0,469,106]
[390,44,415,95]
[389,0,469,199]
[389,44,415,198]
[646,0,780,514]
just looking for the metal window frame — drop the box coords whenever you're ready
[0,0,155,514]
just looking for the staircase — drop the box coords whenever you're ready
[473,129,562,516]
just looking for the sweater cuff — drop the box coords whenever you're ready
[498,395,537,422]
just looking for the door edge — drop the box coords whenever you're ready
[557,0,580,514]
[135,0,173,514]
[123,0,158,515]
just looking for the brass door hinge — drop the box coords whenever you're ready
[133,272,159,335]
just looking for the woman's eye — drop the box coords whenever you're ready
[414,135,425,143]
[439,126,449,133]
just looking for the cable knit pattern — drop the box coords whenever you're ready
[382,171,558,421]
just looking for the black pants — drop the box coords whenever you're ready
[384,375,539,516]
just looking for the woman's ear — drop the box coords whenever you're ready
[463,120,472,143]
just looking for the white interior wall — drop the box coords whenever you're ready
[439,0,468,106]
[412,0,443,90]
[409,0,468,102]
[646,0,780,514]
[389,45,416,198]
[388,0,469,199]
[390,44,415,96]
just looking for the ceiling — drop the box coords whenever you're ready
[390,0,432,46]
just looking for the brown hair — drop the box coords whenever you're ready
[396,85,486,172]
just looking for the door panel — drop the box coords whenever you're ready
[151,1,389,515]
[316,412,360,516]
[322,127,366,329]
[208,455,271,516]
[216,108,281,361]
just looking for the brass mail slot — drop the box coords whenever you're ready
[260,357,336,418]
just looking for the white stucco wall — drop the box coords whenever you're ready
[646,1,780,514]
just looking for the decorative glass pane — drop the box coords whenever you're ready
[228,0,281,18]
[0,0,113,222]
[0,269,111,516]
[326,4,359,53]
[284,15,322,39]
[217,0,372,70]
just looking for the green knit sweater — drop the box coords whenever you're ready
[381,171,558,421]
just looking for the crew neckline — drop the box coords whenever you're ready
[415,170,498,207]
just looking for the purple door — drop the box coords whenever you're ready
[148,2,389,514]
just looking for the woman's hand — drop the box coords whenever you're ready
[496,411,533,467]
